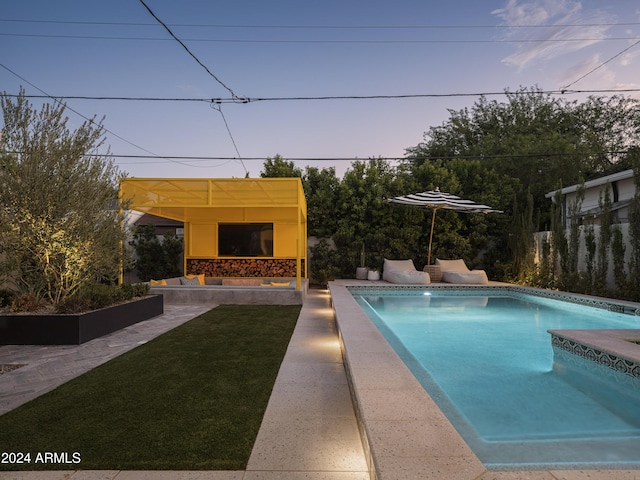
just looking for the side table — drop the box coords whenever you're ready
[423,265,442,283]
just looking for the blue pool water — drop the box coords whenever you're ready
[353,290,640,469]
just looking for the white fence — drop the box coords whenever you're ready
[534,224,633,289]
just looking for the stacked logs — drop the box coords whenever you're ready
[187,258,305,277]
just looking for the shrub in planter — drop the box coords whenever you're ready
[0,289,15,308]
[10,293,47,313]
[56,283,151,314]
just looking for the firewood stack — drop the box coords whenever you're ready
[186,258,304,277]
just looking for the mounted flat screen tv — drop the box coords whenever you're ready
[218,223,273,257]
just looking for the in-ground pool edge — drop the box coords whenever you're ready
[330,279,640,479]
[329,280,487,480]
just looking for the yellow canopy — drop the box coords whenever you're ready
[120,178,307,288]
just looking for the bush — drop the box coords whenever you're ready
[55,283,150,314]
[0,289,15,308]
[10,293,46,313]
[132,283,150,297]
[130,225,183,281]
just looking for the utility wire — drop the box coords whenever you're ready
[3,32,639,45]
[91,151,635,162]
[6,88,640,105]
[2,18,639,29]
[136,0,248,173]
[562,39,640,90]
[210,102,248,176]
[137,0,241,100]
[0,63,202,169]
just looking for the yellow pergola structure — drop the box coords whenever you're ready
[120,177,307,289]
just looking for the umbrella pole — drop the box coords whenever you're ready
[427,208,437,265]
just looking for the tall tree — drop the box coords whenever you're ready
[260,154,302,178]
[302,165,340,238]
[333,159,408,274]
[0,90,127,304]
[407,86,640,227]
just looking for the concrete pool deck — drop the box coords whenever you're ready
[329,279,640,480]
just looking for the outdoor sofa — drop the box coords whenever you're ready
[149,274,292,287]
[147,274,304,305]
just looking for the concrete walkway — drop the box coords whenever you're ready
[0,291,369,480]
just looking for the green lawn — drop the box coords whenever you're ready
[0,304,301,471]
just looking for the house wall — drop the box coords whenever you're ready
[560,173,636,226]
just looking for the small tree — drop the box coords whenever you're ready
[627,159,640,300]
[130,224,183,281]
[508,190,535,282]
[566,184,584,281]
[594,184,612,293]
[611,226,626,294]
[583,225,597,290]
[0,90,128,304]
[550,190,567,287]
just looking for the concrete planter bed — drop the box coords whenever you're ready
[0,295,163,345]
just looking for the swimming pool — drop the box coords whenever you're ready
[350,286,640,470]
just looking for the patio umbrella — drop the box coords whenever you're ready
[385,188,503,265]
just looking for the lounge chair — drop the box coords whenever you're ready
[436,258,488,285]
[382,259,430,285]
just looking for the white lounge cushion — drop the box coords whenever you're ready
[383,258,418,272]
[384,269,431,284]
[383,258,430,284]
[436,258,489,285]
[435,258,470,272]
[441,270,488,285]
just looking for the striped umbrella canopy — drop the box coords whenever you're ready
[385,188,503,265]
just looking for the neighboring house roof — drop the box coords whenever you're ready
[545,169,634,199]
[545,168,637,224]
[580,199,632,216]
[134,213,183,227]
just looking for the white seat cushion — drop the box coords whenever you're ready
[383,258,417,272]
[384,269,431,284]
[441,270,488,285]
[435,258,470,272]
[383,258,430,284]
[436,258,489,284]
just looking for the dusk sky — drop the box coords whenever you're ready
[2,1,640,179]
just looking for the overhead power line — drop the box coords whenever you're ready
[562,39,640,90]
[136,0,247,172]
[6,88,640,105]
[2,18,639,29]
[3,32,640,45]
[0,63,208,169]
[0,63,160,158]
[98,151,634,163]
[5,150,632,168]
[137,0,240,100]
[210,102,248,175]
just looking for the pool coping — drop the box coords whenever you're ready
[549,329,640,379]
[328,279,640,480]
